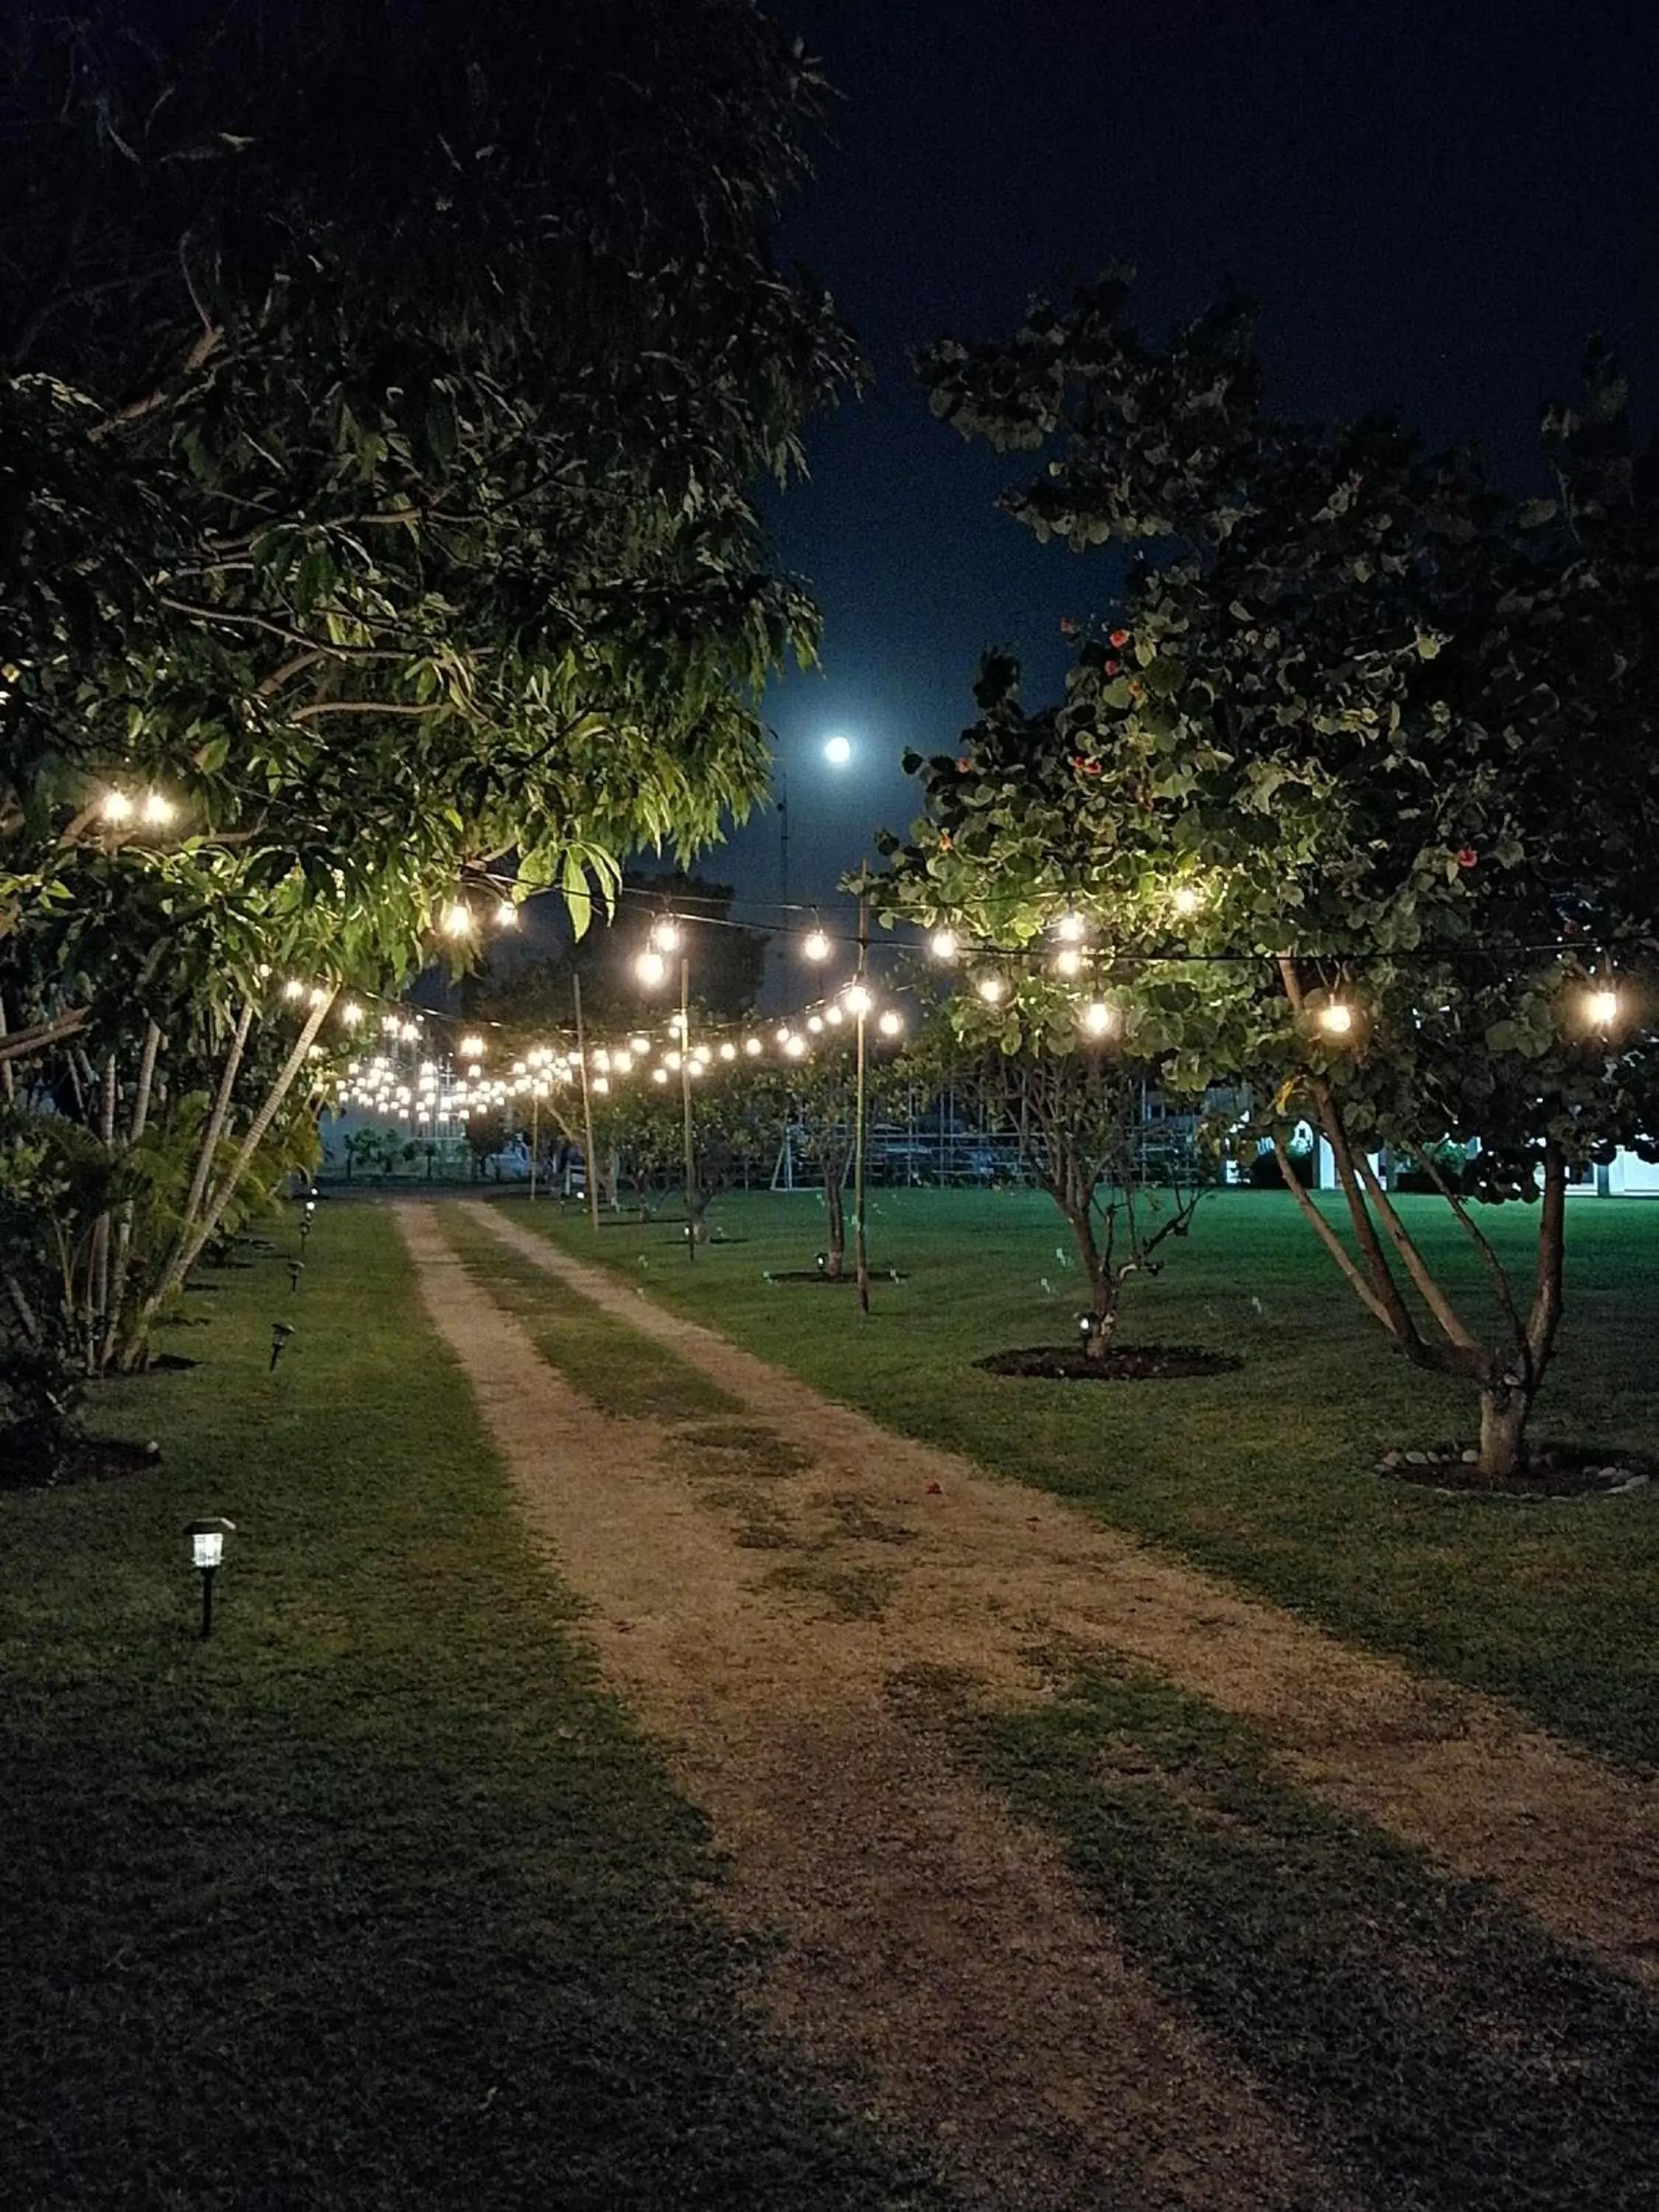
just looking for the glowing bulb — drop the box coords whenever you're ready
[593,1048,611,1071]
[784,1034,808,1058]
[441,902,473,939]
[400,1021,420,1043]
[665,1050,682,1071]
[976,975,1006,1005]
[282,979,306,1003]
[1054,911,1085,942]
[1172,884,1201,917]
[1318,1002,1354,1037]
[775,1026,792,1046]
[592,1076,610,1096]
[878,1009,904,1038]
[803,928,832,962]
[686,1060,705,1079]
[719,1041,737,1062]
[459,1034,484,1059]
[928,928,959,963]
[466,1061,481,1079]
[653,1066,669,1085]
[613,1052,633,1075]
[650,918,682,953]
[495,901,518,928]
[807,1015,824,1034]
[1587,987,1621,1027]
[824,1004,844,1028]
[141,790,175,827]
[307,986,328,1009]
[630,1035,650,1055]
[1082,1001,1116,1038]
[382,1015,400,1036]
[100,789,133,824]
[635,949,667,987]
[1055,947,1082,978]
[823,734,852,768]
[843,982,874,1018]
[743,1037,762,1057]
[341,1002,363,1027]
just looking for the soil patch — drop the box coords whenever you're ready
[1377,1447,1652,1500]
[465,1200,1659,1992]
[978,1343,1240,1381]
[1,1433,159,1489]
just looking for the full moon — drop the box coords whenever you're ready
[823,734,853,767]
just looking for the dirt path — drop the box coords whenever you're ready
[402,1204,1352,2212]
[465,1201,1659,1990]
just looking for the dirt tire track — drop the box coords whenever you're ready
[467,1200,1659,1986]
[403,1205,1352,2212]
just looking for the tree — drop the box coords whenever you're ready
[893,276,1658,1478]
[784,1023,914,1279]
[0,0,856,1390]
[598,1051,783,1238]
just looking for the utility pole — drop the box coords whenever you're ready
[680,955,696,1263]
[853,891,870,1315]
[573,973,601,1233]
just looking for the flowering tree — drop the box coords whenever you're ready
[888,278,1659,1478]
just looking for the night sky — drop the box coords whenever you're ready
[708,0,1658,922]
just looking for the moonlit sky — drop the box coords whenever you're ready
[695,0,1656,927]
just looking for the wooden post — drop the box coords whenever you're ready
[573,973,601,1234]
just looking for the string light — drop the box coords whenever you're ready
[1054,912,1086,942]
[1054,947,1082,978]
[929,928,959,962]
[1082,1001,1116,1038]
[650,917,682,954]
[976,975,1006,1005]
[1587,987,1621,1027]
[1318,1003,1354,1036]
[630,1035,650,1054]
[1172,885,1201,917]
[283,979,306,1002]
[843,982,874,1018]
[784,1034,807,1059]
[141,791,175,827]
[459,1034,484,1059]
[878,1009,905,1037]
[824,1004,844,1027]
[807,1015,824,1034]
[652,1066,669,1085]
[341,1002,363,1027]
[803,925,832,962]
[744,1037,762,1056]
[441,902,473,939]
[495,901,519,929]
[635,948,667,987]
[719,1041,737,1062]
[592,1075,610,1096]
[100,790,134,824]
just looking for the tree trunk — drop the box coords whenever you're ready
[1477,1378,1533,1486]
[822,1162,846,1278]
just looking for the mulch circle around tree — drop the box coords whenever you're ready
[977,1344,1242,1381]
[1377,1447,1653,1500]
[0,1435,160,1491]
[764,1267,908,1285]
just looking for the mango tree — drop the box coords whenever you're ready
[898,278,1658,1477]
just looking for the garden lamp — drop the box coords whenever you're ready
[270,1321,294,1371]
[186,1517,235,1639]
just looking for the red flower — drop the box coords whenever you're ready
[1456,846,1478,869]
[1104,658,1121,677]
[957,756,973,772]
[1109,627,1130,648]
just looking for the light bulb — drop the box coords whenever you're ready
[653,1066,669,1085]
[307,986,328,1009]
[824,1004,844,1027]
[630,1035,650,1054]
[635,949,667,987]
[743,1037,762,1057]
[976,975,1006,1005]
[1082,1001,1116,1038]
[282,979,306,1002]
[341,1002,363,1027]
[666,1050,682,1071]
[592,1076,610,1096]
[650,918,682,953]
[100,789,133,824]
[878,1009,904,1037]
[1318,1003,1354,1037]
[1054,911,1085,942]
[719,1041,737,1062]
[803,928,832,961]
[843,982,874,1018]
[441,902,473,939]
[928,928,959,962]
[613,1052,633,1075]
[1172,884,1201,917]
[1587,987,1621,1027]
[1054,947,1082,978]
[784,1034,808,1058]
[807,1015,824,1034]
[400,1021,419,1043]
[495,901,518,928]
[141,790,175,826]
[775,1026,792,1046]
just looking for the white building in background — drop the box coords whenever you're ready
[1305,1138,1659,1197]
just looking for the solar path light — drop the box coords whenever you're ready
[187,1517,235,1639]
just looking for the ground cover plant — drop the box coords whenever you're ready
[0,1202,945,2211]
[509,1185,1659,1767]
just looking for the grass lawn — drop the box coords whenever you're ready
[504,1186,1659,1769]
[0,1202,943,2211]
